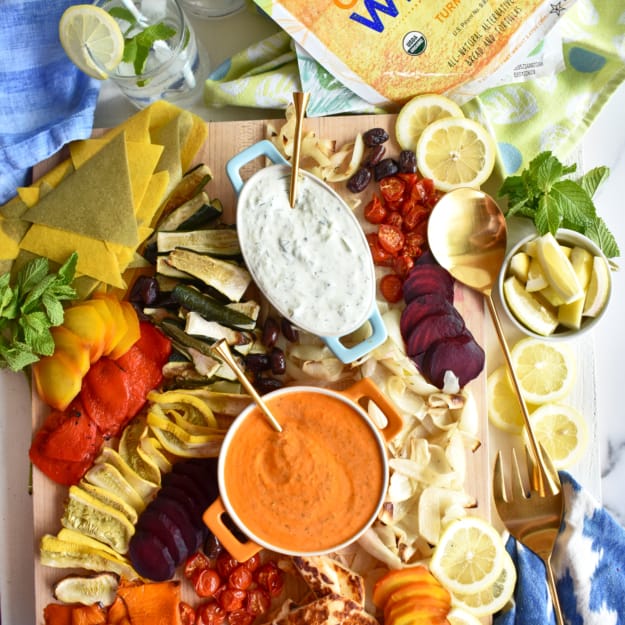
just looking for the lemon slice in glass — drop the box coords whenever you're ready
[429,516,507,596]
[395,93,464,152]
[416,117,496,191]
[59,5,124,79]
[528,402,589,469]
[450,550,517,617]
[509,337,576,404]
[487,366,526,434]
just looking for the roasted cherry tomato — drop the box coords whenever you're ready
[219,588,246,612]
[227,609,255,625]
[254,562,284,597]
[403,203,429,231]
[383,210,403,230]
[243,553,261,572]
[366,232,394,266]
[228,564,253,591]
[403,230,427,258]
[379,175,406,203]
[393,254,415,278]
[179,602,196,625]
[363,195,387,224]
[216,552,239,579]
[378,224,405,255]
[194,568,222,598]
[196,602,226,625]
[379,273,404,303]
[184,552,211,580]
[246,588,271,616]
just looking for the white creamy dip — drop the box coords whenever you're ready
[237,166,374,336]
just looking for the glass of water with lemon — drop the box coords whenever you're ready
[59,0,210,109]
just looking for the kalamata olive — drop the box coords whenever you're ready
[280,318,299,342]
[262,317,280,348]
[399,150,417,173]
[362,144,386,168]
[363,127,389,147]
[346,167,372,193]
[254,376,284,395]
[374,158,400,181]
[244,353,271,372]
[269,347,286,375]
[129,275,159,307]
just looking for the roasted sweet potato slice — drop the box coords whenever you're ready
[405,310,465,357]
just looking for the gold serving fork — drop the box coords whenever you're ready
[493,446,565,625]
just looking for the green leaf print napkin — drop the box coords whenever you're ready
[462,0,625,180]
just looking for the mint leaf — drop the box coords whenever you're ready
[534,193,562,235]
[578,166,609,198]
[550,180,595,228]
[586,217,620,259]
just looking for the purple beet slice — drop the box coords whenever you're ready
[403,264,455,304]
[422,331,485,388]
[405,310,465,356]
[400,294,456,341]
[158,484,207,530]
[148,496,205,555]
[161,471,211,509]
[128,530,176,581]
[172,458,219,501]
[136,506,190,564]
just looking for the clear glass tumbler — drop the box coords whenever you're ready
[93,0,210,108]
[178,0,246,19]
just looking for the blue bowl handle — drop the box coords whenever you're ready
[226,140,289,194]
[322,306,387,364]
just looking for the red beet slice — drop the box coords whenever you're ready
[162,471,211,509]
[136,506,190,564]
[422,331,485,388]
[403,264,455,304]
[405,310,465,356]
[172,458,219,502]
[400,294,456,341]
[148,496,204,555]
[128,530,176,581]
[157,485,207,530]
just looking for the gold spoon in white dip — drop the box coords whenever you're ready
[211,339,283,433]
[289,91,311,207]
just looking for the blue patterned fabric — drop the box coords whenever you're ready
[0,0,101,205]
[495,472,625,625]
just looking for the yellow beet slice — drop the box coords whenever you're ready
[109,300,140,360]
[92,292,128,356]
[63,303,108,363]
[32,350,83,410]
[51,325,91,377]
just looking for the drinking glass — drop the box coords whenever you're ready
[93,0,210,109]
[178,0,246,18]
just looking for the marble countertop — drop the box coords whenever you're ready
[1,7,625,624]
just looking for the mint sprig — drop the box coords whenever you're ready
[108,7,176,77]
[0,252,78,372]
[498,151,620,258]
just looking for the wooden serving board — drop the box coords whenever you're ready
[31,114,490,621]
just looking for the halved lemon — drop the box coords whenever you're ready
[450,550,517,617]
[487,366,525,434]
[528,402,589,469]
[582,254,611,317]
[503,275,559,337]
[59,5,124,79]
[429,516,507,596]
[395,93,464,152]
[509,337,576,404]
[416,117,496,191]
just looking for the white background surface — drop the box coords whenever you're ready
[2,6,625,624]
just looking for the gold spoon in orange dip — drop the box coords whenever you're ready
[211,339,282,433]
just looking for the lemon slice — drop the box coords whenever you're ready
[503,275,559,336]
[450,550,517,617]
[416,117,496,191]
[429,516,507,596]
[509,337,576,404]
[446,607,484,625]
[487,366,525,434]
[528,403,589,469]
[535,233,583,304]
[395,93,464,152]
[59,5,124,79]
[582,254,611,317]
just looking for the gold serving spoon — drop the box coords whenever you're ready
[211,339,283,433]
[427,187,560,496]
[289,91,310,207]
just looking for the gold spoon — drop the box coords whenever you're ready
[427,187,559,496]
[289,91,310,207]
[211,339,283,433]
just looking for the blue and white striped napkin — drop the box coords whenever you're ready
[0,0,101,205]
[495,472,625,625]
